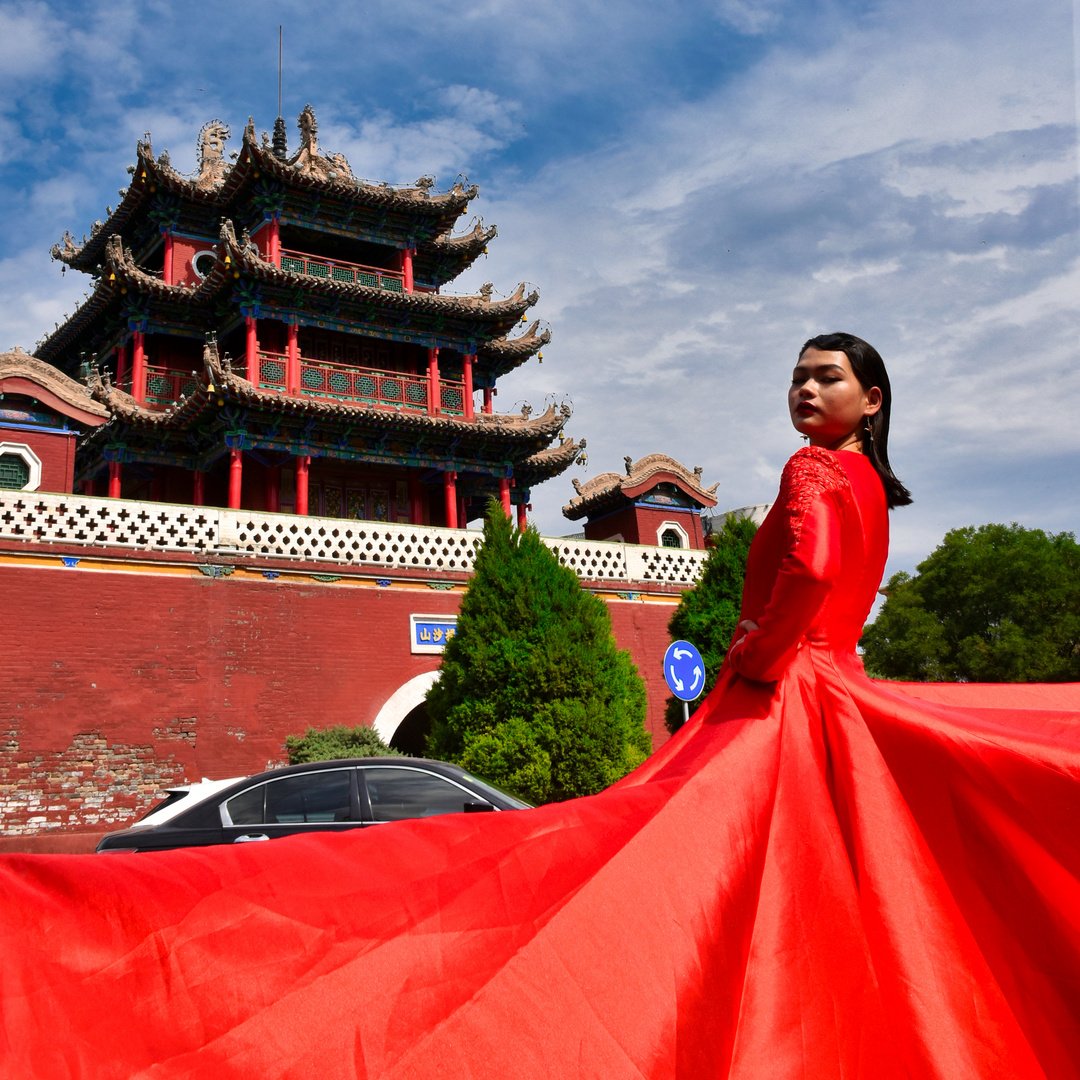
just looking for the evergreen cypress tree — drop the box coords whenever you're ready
[426,502,651,804]
[664,513,758,733]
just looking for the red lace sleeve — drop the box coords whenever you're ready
[727,447,851,681]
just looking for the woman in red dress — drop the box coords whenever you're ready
[3,334,1079,1080]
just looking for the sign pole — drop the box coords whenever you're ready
[683,700,689,726]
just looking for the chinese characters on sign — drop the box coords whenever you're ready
[410,614,460,654]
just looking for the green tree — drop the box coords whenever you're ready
[861,523,1080,682]
[665,514,758,733]
[285,724,401,764]
[426,502,651,804]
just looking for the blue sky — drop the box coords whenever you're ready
[0,0,1076,585]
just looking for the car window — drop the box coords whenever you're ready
[265,770,353,824]
[225,785,265,826]
[364,768,477,822]
[459,773,533,809]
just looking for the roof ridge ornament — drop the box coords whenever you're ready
[272,115,288,159]
[196,120,231,191]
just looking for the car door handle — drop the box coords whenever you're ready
[464,802,495,813]
[234,833,270,842]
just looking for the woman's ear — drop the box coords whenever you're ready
[865,386,883,416]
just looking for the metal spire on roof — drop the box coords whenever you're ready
[273,25,288,159]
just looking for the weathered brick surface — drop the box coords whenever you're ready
[0,560,679,838]
[0,724,189,834]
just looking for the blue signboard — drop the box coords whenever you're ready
[663,639,705,701]
[410,614,459,654]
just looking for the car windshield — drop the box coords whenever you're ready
[460,773,533,810]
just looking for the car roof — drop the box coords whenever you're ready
[240,757,470,786]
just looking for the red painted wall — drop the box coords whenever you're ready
[0,556,680,842]
[0,425,76,494]
[584,505,704,548]
[171,236,216,287]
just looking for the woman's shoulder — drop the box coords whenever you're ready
[777,446,854,525]
[780,446,853,496]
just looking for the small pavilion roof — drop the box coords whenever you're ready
[562,453,719,520]
[0,348,109,427]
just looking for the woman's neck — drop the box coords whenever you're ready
[809,431,864,454]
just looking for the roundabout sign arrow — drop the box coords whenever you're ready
[663,639,705,702]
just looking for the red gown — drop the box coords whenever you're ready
[3,446,1080,1080]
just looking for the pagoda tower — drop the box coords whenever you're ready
[39,107,582,527]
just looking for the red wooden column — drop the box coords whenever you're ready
[266,466,280,513]
[408,474,424,525]
[517,502,528,532]
[228,447,243,509]
[427,348,440,417]
[499,477,511,517]
[245,317,258,383]
[463,353,475,419]
[162,233,174,286]
[443,471,458,528]
[83,478,95,496]
[402,246,415,293]
[108,461,122,499]
[193,471,205,506]
[483,387,493,414]
[268,217,281,267]
[131,331,146,404]
[458,496,467,528]
[296,455,310,516]
[286,323,300,394]
[115,344,128,390]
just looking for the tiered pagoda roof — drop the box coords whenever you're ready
[33,105,578,521]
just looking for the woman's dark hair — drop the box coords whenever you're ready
[799,332,913,508]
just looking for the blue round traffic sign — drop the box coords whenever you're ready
[663,640,706,701]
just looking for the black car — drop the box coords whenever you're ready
[96,758,532,853]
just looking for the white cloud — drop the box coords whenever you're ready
[0,2,64,81]
[714,0,786,35]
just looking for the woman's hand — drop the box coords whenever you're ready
[734,620,759,646]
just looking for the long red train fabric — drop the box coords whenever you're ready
[2,447,1078,1079]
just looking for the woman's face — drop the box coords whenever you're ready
[788,348,882,451]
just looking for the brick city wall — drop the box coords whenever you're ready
[0,552,680,843]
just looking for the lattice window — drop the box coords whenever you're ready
[281,256,305,274]
[0,455,30,490]
[381,277,404,293]
[331,266,355,283]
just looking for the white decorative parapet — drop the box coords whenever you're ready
[0,491,707,586]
